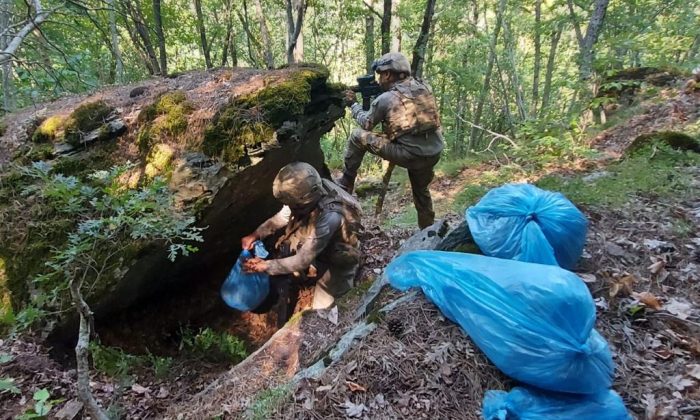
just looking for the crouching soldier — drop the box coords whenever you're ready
[241,162,363,311]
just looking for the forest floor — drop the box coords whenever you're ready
[1,85,699,419]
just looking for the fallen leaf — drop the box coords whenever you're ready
[315,385,332,392]
[578,273,597,283]
[54,399,83,420]
[653,348,673,360]
[131,384,149,395]
[594,297,609,310]
[610,274,636,298]
[664,298,693,320]
[688,364,700,380]
[440,363,452,377]
[346,381,367,393]
[340,400,367,417]
[647,260,665,275]
[632,291,663,310]
[605,243,626,257]
[156,387,169,399]
[669,375,695,391]
[643,239,674,252]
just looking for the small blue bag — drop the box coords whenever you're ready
[386,251,614,394]
[482,387,630,420]
[220,241,270,311]
[466,183,587,270]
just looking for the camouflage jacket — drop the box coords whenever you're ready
[351,77,444,157]
[254,179,362,276]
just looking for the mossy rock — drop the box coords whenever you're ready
[202,66,330,164]
[31,116,65,143]
[627,131,700,156]
[64,101,114,146]
[145,143,175,178]
[137,91,193,148]
[606,66,689,83]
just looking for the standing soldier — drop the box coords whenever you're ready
[336,52,444,229]
[241,162,362,312]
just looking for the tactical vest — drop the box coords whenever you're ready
[276,179,362,265]
[384,78,441,140]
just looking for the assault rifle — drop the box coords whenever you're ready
[350,74,382,110]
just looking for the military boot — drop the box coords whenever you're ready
[335,174,355,194]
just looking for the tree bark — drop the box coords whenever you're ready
[253,0,274,69]
[106,0,123,83]
[381,0,391,54]
[391,0,401,51]
[239,0,261,67]
[568,0,610,80]
[503,20,527,120]
[285,0,306,64]
[531,0,541,115]
[470,0,506,149]
[194,0,213,69]
[0,0,56,66]
[410,0,436,79]
[70,272,109,420]
[124,0,161,75]
[364,12,375,73]
[221,0,236,66]
[1,0,14,111]
[153,0,167,74]
[541,24,562,114]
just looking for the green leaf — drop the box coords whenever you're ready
[0,353,13,364]
[0,377,20,394]
[33,388,50,402]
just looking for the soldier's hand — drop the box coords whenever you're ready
[243,257,268,273]
[241,233,259,250]
[343,90,357,106]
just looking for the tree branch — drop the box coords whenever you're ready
[0,0,60,65]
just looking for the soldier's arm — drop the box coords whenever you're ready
[254,205,292,239]
[265,211,342,276]
[350,94,388,131]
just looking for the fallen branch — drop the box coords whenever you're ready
[374,161,395,217]
[454,114,519,150]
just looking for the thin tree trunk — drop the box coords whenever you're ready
[70,273,109,420]
[391,0,401,51]
[381,0,391,54]
[153,0,167,74]
[531,0,541,115]
[239,0,261,67]
[541,24,562,114]
[1,0,14,111]
[686,34,699,62]
[410,0,437,79]
[470,0,506,149]
[568,0,610,80]
[121,6,155,74]
[107,0,123,83]
[0,0,55,66]
[285,0,305,64]
[222,0,234,66]
[365,12,375,73]
[194,0,212,69]
[503,20,527,120]
[125,0,160,75]
[253,0,274,69]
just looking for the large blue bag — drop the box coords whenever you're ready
[466,183,587,270]
[386,251,613,394]
[482,387,630,420]
[220,241,270,311]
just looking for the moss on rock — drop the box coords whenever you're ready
[202,65,332,164]
[64,101,114,146]
[31,116,65,143]
[145,143,175,178]
[627,131,700,156]
[137,91,193,155]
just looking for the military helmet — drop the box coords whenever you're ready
[272,162,324,208]
[372,52,411,74]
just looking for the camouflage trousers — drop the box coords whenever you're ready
[344,128,440,229]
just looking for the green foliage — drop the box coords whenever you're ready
[63,101,113,146]
[90,342,143,378]
[180,327,248,364]
[17,388,59,419]
[247,384,293,420]
[148,352,173,379]
[537,143,700,207]
[0,377,20,394]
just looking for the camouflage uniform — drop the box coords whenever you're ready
[342,53,443,229]
[254,163,362,309]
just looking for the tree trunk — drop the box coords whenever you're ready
[125,0,161,75]
[70,273,109,420]
[470,0,506,149]
[531,0,541,115]
[106,0,123,83]
[285,0,306,64]
[153,0,167,74]
[391,0,401,51]
[222,0,234,66]
[540,24,562,114]
[568,0,610,80]
[364,12,375,73]
[0,0,14,111]
[381,0,392,54]
[254,0,274,69]
[410,0,436,79]
[686,34,699,62]
[194,0,213,69]
[239,0,261,67]
[0,0,55,66]
[503,21,527,120]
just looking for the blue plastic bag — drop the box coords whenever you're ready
[482,387,630,420]
[220,241,270,311]
[386,251,614,394]
[466,183,587,270]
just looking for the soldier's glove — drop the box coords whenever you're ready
[343,90,357,107]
